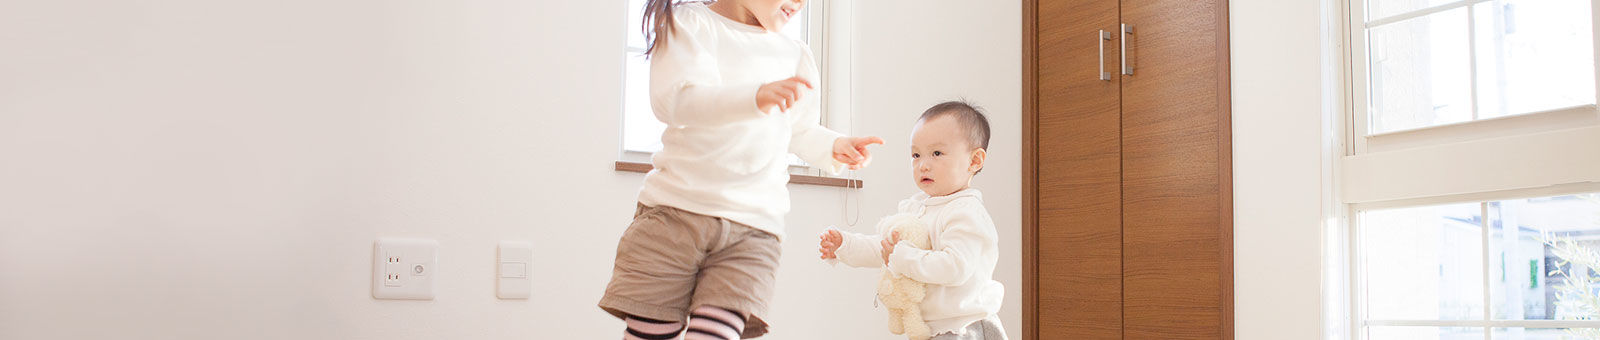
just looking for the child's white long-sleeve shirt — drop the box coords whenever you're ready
[832,188,1005,335]
[636,3,845,239]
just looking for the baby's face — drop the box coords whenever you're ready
[910,115,981,197]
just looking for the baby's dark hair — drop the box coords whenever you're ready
[917,100,991,151]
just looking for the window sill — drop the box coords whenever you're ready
[614,161,864,188]
[1359,104,1599,154]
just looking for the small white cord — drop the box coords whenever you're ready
[839,0,861,228]
[843,169,861,227]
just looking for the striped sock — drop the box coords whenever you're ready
[624,316,683,340]
[684,306,745,340]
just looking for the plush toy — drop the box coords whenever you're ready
[876,213,932,340]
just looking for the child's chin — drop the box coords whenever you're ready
[764,17,788,31]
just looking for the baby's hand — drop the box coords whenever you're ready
[819,229,843,260]
[880,231,901,265]
[756,76,813,113]
[833,136,885,170]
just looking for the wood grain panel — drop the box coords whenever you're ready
[1036,0,1123,338]
[1027,0,1231,338]
[1119,0,1231,338]
[1022,0,1037,337]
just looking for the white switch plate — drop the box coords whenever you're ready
[372,238,437,300]
[497,241,532,299]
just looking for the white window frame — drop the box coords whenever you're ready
[1347,0,1600,155]
[1334,0,1600,339]
[616,0,855,177]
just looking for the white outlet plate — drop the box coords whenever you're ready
[372,238,437,300]
[497,241,532,299]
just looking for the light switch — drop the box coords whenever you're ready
[372,238,437,300]
[497,241,533,299]
[500,262,527,278]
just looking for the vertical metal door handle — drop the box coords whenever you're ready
[1099,30,1111,81]
[1121,24,1134,75]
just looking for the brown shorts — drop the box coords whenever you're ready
[599,203,782,338]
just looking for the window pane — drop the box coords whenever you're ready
[1369,0,1459,23]
[623,54,666,153]
[1473,0,1596,119]
[1362,202,1485,320]
[622,3,822,156]
[1489,194,1600,321]
[627,0,647,49]
[1369,326,1484,340]
[783,8,807,41]
[1368,8,1473,134]
[1493,327,1600,340]
[629,1,808,47]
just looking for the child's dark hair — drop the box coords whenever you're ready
[917,100,992,151]
[642,0,690,57]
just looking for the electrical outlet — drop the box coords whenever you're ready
[384,255,403,287]
[372,238,437,300]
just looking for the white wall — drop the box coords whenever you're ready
[848,0,1023,338]
[0,0,1020,339]
[1229,0,1329,339]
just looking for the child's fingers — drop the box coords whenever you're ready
[784,85,799,102]
[854,136,886,147]
[787,76,814,89]
[853,137,883,163]
[837,143,864,163]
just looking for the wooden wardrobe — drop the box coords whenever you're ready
[1022,0,1232,339]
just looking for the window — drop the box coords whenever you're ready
[621,0,827,156]
[1342,0,1600,339]
[1353,0,1595,137]
[1355,193,1600,339]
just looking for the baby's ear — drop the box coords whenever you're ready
[969,148,987,173]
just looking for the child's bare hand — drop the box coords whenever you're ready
[819,229,843,260]
[880,231,901,265]
[756,76,813,113]
[833,136,884,170]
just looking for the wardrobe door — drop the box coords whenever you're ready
[1117,0,1232,339]
[1034,0,1122,338]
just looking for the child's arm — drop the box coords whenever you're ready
[648,15,768,127]
[785,44,881,174]
[827,227,887,268]
[886,201,998,286]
